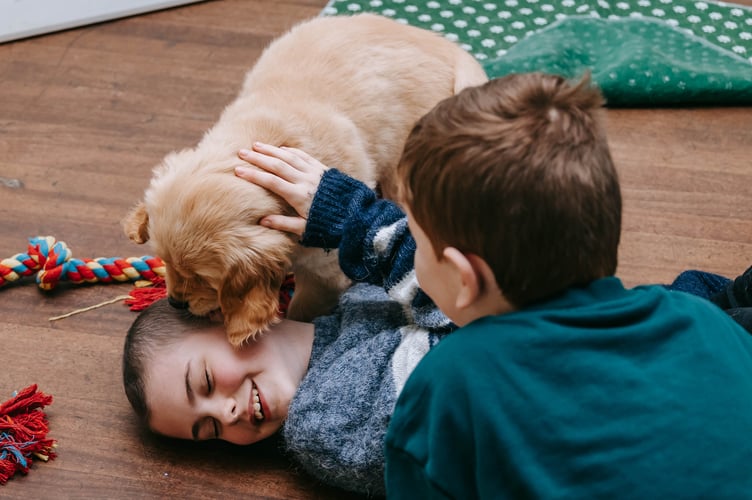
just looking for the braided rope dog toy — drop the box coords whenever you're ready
[0,236,165,290]
[1,236,293,317]
[1,236,167,318]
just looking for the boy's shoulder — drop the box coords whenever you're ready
[409,279,751,376]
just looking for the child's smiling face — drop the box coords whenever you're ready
[144,319,314,445]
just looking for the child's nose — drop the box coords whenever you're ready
[219,398,239,425]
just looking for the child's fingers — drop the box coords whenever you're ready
[235,165,314,220]
[252,142,328,177]
[259,214,306,236]
[249,142,310,175]
[237,144,322,220]
[234,165,293,200]
[280,146,328,171]
[238,147,298,181]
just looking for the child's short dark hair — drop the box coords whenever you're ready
[397,72,621,307]
[122,299,213,424]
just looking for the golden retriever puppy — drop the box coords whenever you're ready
[123,13,488,347]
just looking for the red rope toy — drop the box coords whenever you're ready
[0,386,56,485]
[0,235,165,291]
[1,236,294,314]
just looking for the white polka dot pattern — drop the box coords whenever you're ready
[322,0,752,63]
[322,0,752,105]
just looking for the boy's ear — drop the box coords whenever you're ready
[443,247,484,309]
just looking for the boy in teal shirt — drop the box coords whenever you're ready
[238,72,752,498]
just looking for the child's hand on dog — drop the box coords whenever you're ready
[236,143,328,236]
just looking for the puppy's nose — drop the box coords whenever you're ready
[167,296,190,309]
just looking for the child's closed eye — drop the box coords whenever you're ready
[204,368,213,394]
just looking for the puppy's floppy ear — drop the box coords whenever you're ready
[224,283,283,347]
[123,202,150,244]
[219,253,288,347]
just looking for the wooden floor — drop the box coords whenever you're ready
[1,0,751,498]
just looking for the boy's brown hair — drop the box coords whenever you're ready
[397,72,621,307]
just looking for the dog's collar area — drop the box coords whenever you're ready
[167,296,190,309]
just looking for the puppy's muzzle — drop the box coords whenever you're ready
[168,296,190,310]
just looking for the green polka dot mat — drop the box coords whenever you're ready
[322,0,752,106]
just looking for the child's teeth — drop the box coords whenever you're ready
[252,386,265,421]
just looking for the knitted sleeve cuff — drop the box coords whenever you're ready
[301,168,376,250]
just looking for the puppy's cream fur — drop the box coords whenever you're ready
[123,13,488,346]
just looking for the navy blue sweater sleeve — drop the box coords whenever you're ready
[301,168,454,333]
[301,168,416,289]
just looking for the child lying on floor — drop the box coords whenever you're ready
[123,264,752,497]
[124,73,752,497]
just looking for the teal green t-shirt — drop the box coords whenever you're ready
[385,277,752,498]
